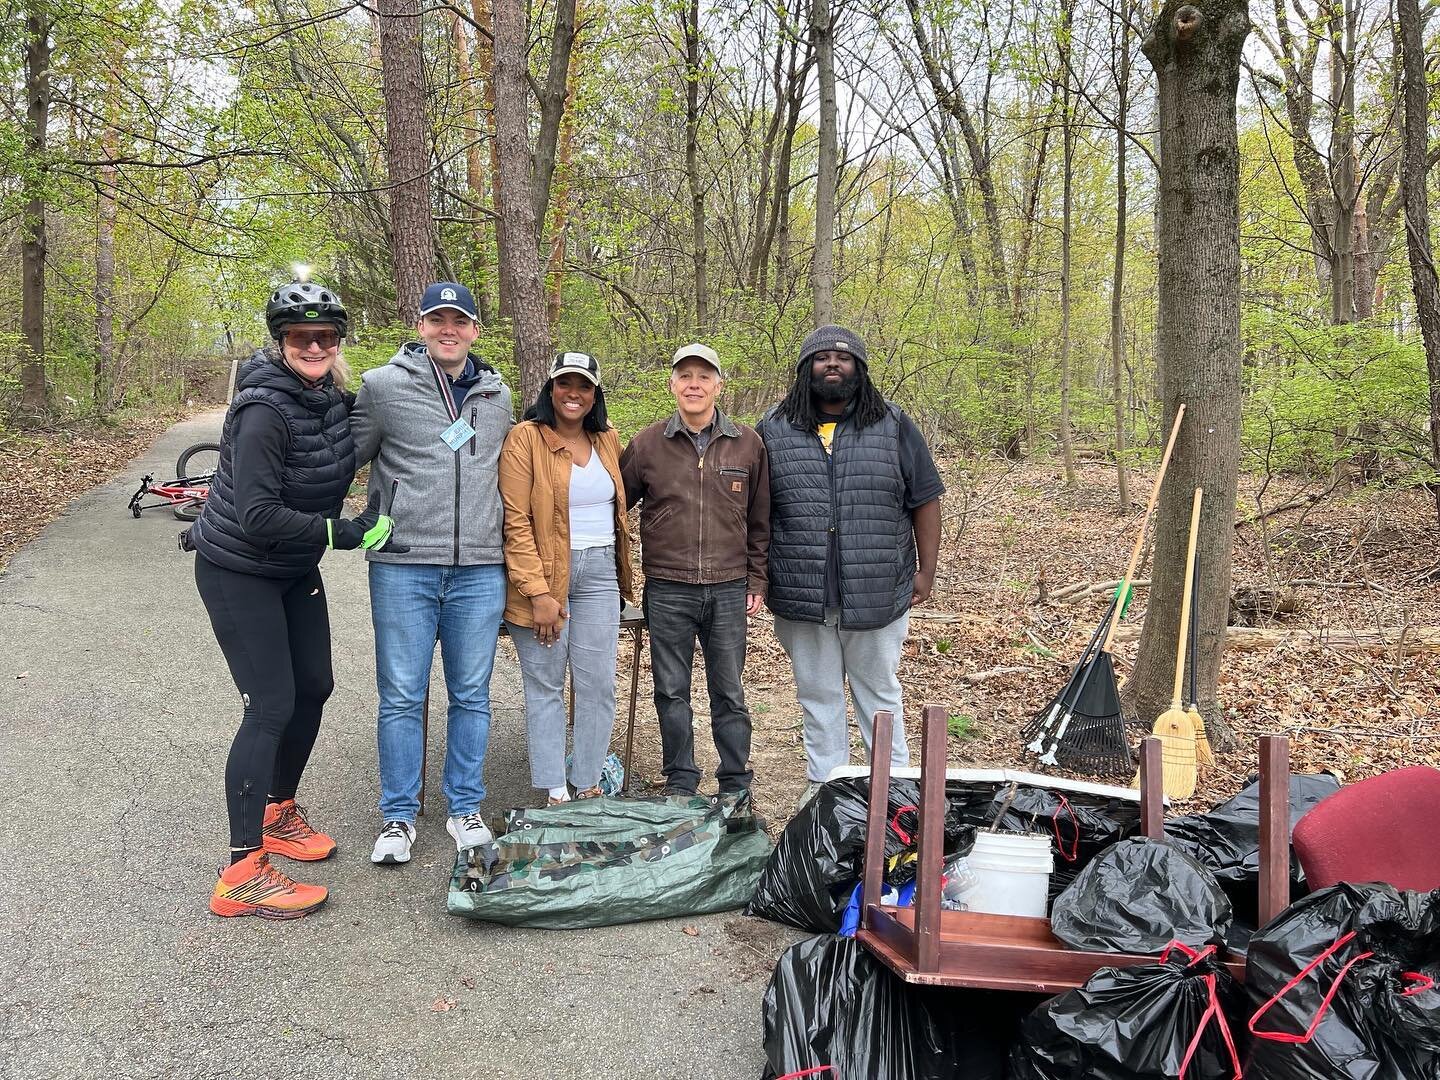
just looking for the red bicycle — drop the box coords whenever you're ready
[128,442,220,521]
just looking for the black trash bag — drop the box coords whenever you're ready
[744,777,969,933]
[988,785,1142,902]
[761,934,1037,1080]
[1051,837,1234,954]
[746,777,1141,933]
[1166,772,1340,930]
[1010,943,1246,1080]
[1243,882,1440,1079]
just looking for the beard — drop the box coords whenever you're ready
[810,370,860,403]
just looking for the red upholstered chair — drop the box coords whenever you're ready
[1291,766,1440,893]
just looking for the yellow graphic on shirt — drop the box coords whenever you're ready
[818,422,837,454]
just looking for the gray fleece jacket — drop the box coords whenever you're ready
[351,343,513,565]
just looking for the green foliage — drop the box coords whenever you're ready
[1242,312,1431,478]
[947,713,978,739]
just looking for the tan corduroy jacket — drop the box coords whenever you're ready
[498,420,635,626]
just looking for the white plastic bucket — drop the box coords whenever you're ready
[963,831,1054,918]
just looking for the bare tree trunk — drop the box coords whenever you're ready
[1396,0,1440,528]
[1327,0,1357,326]
[810,0,837,325]
[20,11,51,415]
[453,15,493,326]
[1130,0,1250,749]
[469,0,510,325]
[544,31,581,331]
[530,0,578,234]
[1057,0,1077,489]
[1110,1,1133,511]
[94,126,118,411]
[376,0,436,323]
[493,0,551,401]
[683,0,710,329]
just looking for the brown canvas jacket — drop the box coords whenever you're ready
[498,420,635,626]
[619,409,769,593]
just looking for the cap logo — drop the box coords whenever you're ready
[441,287,457,301]
[834,340,845,349]
[306,311,318,318]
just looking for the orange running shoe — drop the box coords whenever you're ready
[262,799,337,861]
[209,850,327,919]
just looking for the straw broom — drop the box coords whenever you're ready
[1149,488,1203,800]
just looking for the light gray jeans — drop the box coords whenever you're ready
[507,545,620,791]
[773,609,912,781]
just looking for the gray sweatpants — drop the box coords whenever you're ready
[507,545,620,791]
[773,609,912,781]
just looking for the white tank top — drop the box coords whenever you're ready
[568,451,616,549]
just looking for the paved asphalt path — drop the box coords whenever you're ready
[0,410,795,1080]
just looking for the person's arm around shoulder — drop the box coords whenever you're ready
[744,428,770,616]
[349,370,383,468]
[498,424,567,642]
[895,407,945,607]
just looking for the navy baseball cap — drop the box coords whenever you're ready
[419,282,478,320]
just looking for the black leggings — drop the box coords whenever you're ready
[195,555,334,852]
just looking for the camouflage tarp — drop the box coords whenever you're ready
[447,792,773,929]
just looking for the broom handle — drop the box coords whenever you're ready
[1102,404,1186,652]
[1188,548,1201,708]
[1173,488,1204,706]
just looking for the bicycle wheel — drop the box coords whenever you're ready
[176,442,221,481]
[173,499,204,522]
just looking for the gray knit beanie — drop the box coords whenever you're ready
[797,324,868,369]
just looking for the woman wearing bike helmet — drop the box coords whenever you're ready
[188,281,401,919]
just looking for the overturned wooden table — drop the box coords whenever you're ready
[854,705,1292,993]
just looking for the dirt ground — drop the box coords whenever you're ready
[617,457,1439,829]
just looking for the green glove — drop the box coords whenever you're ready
[327,492,406,552]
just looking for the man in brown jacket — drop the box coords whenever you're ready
[620,344,769,796]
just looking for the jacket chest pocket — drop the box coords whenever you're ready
[718,466,748,497]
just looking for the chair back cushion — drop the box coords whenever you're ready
[1292,767,1440,892]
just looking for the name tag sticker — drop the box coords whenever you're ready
[441,417,476,451]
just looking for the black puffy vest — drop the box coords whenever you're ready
[760,404,915,630]
[192,351,356,578]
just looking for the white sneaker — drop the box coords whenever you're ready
[446,811,494,851]
[371,819,415,864]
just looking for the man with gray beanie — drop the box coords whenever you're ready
[757,324,943,796]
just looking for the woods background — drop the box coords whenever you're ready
[2,0,1438,742]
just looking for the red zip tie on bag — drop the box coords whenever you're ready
[887,804,917,846]
[1051,795,1079,862]
[1159,941,1243,1080]
[1248,930,1376,1044]
[774,1067,837,1079]
[1400,971,1435,997]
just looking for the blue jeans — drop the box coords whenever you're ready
[507,545,620,791]
[370,562,506,822]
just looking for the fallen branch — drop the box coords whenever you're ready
[961,665,1032,684]
[1051,578,1150,601]
[1108,624,1440,653]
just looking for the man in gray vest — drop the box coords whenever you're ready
[757,325,943,795]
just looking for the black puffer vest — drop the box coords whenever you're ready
[760,403,914,630]
[191,351,356,579]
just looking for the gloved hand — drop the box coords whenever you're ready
[327,492,407,552]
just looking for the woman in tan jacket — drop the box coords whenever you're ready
[499,352,634,804]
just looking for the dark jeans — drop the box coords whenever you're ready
[642,578,753,793]
[195,555,334,851]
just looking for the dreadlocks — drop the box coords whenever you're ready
[780,358,889,432]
